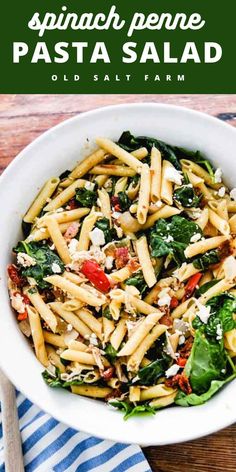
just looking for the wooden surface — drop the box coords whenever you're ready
[0,94,236,472]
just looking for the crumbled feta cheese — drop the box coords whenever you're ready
[190,233,202,243]
[164,235,174,243]
[214,168,222,183]
[223,255,236,281]
[68,238,79,256]
[157,288,171,307]
[195,300,211,324]
[89,333,98,346]
[51,262,62,274]
[165,364,180,378]
[173,318,189,334]
[114,224,123,238]
[17,252,36,268]
[179,335,186,345]
[49,244,55,251]
[230,188,236,201]
[216,323,223,341]
[165,167,183,185]
[185,209,202,220]
[89,228,105,246]
[105,256,114,270]
[84,181,95,191]
[67,324,73,332]
[56,207,64,213]
[112,211,122,219]
[10,293,26,313]
[218,187,226,197]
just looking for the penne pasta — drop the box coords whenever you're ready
[24,177,60,223]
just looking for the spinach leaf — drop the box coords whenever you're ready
[126,270,148,295]
[42,369,64,388]
[95,218,116,244]
[193,294,236,338]
[175,147,215,178]
[150,216,202,265]
[14,241,64,289]
[173,185,201,208]
[175,374,236,406]
[136,357,170,386]
[117,192,131,211]
[109,400,156,420]
[186,329,227,394]
[118,131,181,170]
[193,250,220,271]
[195,279,220,297]
[42,370,85,388]
[105,344,117,364]
[75,187,97,207]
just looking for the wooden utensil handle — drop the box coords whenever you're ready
[0,369,24,472]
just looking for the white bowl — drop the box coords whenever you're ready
[0,103,236,446]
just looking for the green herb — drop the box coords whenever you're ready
[109,400,156,420]
[102,306,112,320]
[193,250,220,271]
[75,187,97,207]
[95,217,116,244]
[150,216,202,265]
[14,241,64,289]
[28,287,37,295]
[175,374,236,406]
[105,344,117,364]
[185,329,227,394]
[126,270,148,295]
[173,185,201,208]
[130,174,140,188]
[195,279,220,297]
[117,192,131,211]
[135,356,170,386]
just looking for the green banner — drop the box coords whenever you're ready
[1,1,235,93]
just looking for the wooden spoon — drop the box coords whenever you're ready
[0,368,24,472]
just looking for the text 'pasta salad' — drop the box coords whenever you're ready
[7,131,236,419]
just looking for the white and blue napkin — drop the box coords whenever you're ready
[0,392,151,472]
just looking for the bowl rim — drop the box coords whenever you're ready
[0,102,236,446]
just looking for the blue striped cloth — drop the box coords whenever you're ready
[0,392,151,472]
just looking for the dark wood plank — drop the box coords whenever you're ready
[0,94,236,471]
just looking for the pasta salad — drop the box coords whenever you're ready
[7,131,236,419]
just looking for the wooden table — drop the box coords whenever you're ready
[0,94,236,471]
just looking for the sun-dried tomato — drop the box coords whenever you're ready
[111,196,121,212]
[170,297,179,310]
[159,313,173,327]
[115,247,129,269]
[68,198,78,210]
[101,367,114,381]
[165,373,192,395]
[178,336,194,359]
[7,264,25,287]
[105,388,122,401]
